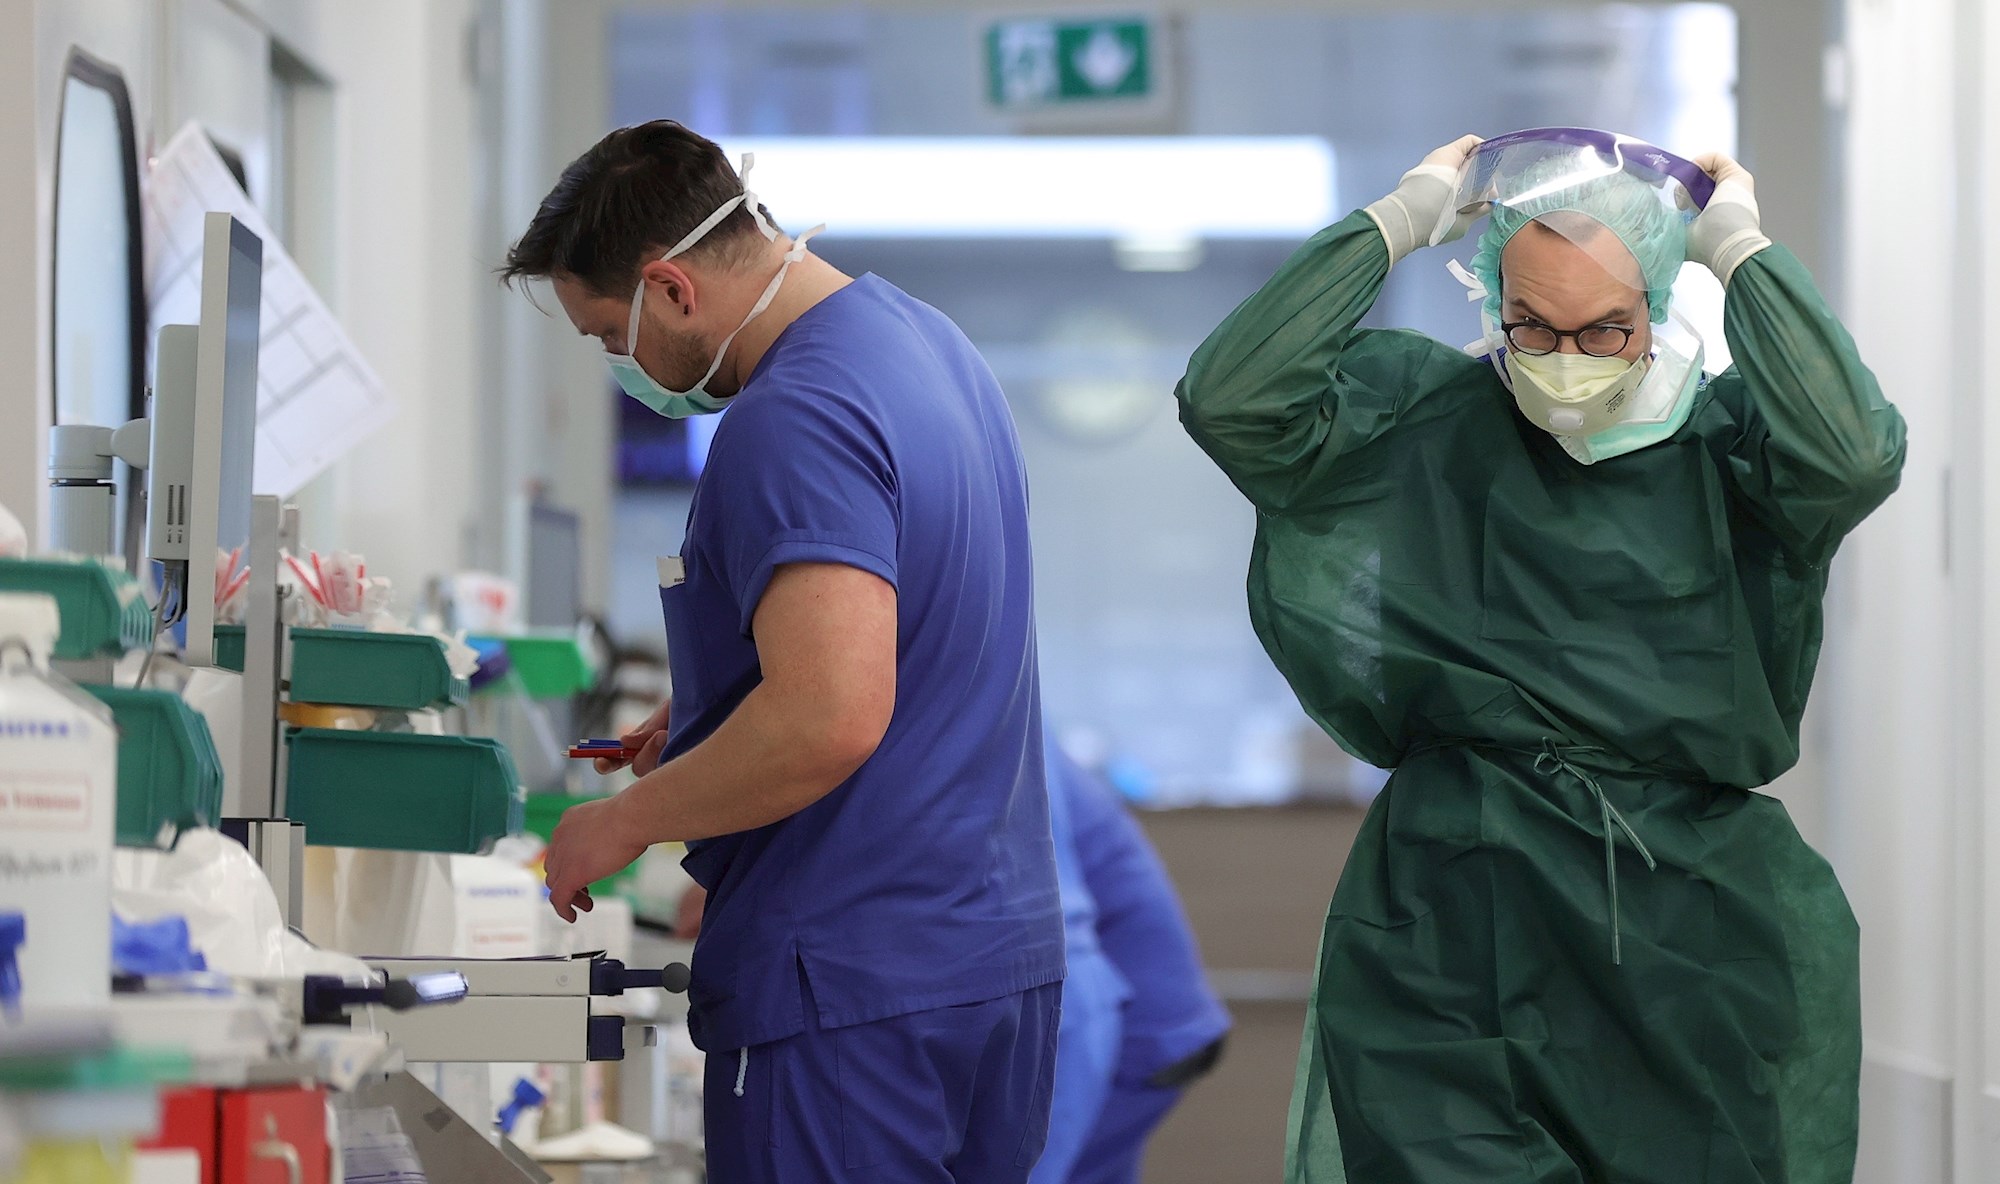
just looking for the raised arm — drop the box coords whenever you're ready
[1691,154,1907,563]
[1177,136,1481,513]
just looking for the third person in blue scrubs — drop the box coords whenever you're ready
[1040,740,1232,1184]
[506,120,1065,1183]
[1032,742,1129,1184]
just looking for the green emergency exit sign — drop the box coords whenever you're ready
[985,16,1153,108]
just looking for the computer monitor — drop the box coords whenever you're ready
[525,502,582,629]
[147,212,261,667]
[615,394,722,486]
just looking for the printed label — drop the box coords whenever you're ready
[0,718,80,740]
[0,772,93,831]
[466,921,536,959]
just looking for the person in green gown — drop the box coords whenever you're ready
[1176,132,1907,1183]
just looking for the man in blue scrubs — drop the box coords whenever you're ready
[503,120,1065,1183]
[1041,743,1231,1184]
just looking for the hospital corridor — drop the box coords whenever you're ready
[0,1,1996,1182]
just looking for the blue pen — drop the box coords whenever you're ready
[566,738,642,760]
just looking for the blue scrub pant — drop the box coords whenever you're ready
[1063,1082,1184,1184]
[1028,949,1124,1184]
[704,976,1062,1183]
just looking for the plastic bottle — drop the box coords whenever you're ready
[3,1091,152,1184]
[660,1019,706,1147]
[0,593,117,1014]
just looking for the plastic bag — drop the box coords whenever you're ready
[337,1107,428,1184]
[0,501,25,558]
[110,828,369,981]
[282,549,394,629]
[213,547,251,625]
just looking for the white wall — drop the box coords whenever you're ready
[305,0,482,600]
[1,1,165,546]
[473,0,619,617]
[0,9,46,539]
[1833,0,2000,1178]
[2,0,496,615]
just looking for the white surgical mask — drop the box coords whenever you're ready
[607,154,825,418]
[1504,350,1650,437]
[1555,331,1705,465]
[1446,259,1706,465]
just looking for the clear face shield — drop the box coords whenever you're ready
[1435,129,1718,463]
[1429,128,1715,251]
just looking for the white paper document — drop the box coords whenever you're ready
[144,121,397,497]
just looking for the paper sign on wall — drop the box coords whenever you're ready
[144,121,396,497]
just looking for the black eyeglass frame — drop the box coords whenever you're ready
[1500,320,1637,358]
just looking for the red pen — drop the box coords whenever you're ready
[566,738,643,761]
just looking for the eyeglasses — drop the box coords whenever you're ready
[1501,320,1636,358]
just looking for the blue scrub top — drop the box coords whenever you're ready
[1046,744,1123,989]
[1059,747,1232,1084]
[659,274,1065,1053]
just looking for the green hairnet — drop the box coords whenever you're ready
[1470,160,1689,326]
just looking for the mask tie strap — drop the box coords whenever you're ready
[658,153,764,261]
[676,222,828,398]
[737,153,781,242]
[621,153,795,362]
[1446,258,1512,377]
[1445,258,1487,302]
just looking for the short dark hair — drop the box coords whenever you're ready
[500,120,775,297]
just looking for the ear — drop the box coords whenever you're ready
[638,258,698,314]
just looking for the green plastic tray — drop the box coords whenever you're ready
[213,624,246,670]
[0,1046,193,1092]
[473,633,597,700]
[285,728,522,854]
[0,558,152,660]
[523,793,637,897]
[216,625,469,710]
[84,686,225,849]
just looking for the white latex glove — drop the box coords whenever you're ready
[1365,134,1484,266]
[1687,152,1772,286]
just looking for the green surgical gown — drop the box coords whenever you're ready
[1176,212,1906,1184]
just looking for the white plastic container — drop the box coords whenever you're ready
[446,854,543,960]
[0,593,118,1014]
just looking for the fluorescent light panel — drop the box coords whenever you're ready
[717,136,1337,240]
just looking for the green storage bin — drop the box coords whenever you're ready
[84,686,225,849]
[216,625,468,710]
[285,728,522,854]
[474,633,596,700]
[523,793,637,897]
[0,1046,192,1093]
[0,558,152,660]
[212,624,246,671]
